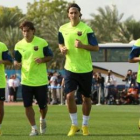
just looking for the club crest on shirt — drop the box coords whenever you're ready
[77,31,82,36]
[34,46,38,51]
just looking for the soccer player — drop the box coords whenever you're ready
[0,42,12,135]
[14,21,53,136]
[58,3,99,136]
[129,39,140,128]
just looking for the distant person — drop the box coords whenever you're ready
[5,74,9,102]
[122,69,133,90]
[13,74,20,102]
[129,38,140,129]
[105,70,117,86]
[126,84,138,104]
[105,70,117,104]
[96,72,105,103]
[0,42,12,135]
[58,3,99,136]
[14,21,53,136]
[49,72,58,105]
[8,75,15,102]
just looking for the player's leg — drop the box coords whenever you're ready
[64,70,80,136]
[0,88,5,136]
[67,91,80,136]
[81,96,91,135]
[79,71,92,136]
[22,85,38,136]
[35,85,48,134]
[138,83,140,129]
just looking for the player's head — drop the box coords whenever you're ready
[20,21,35,42]
[67,3,82,19]
[20,21,35,31]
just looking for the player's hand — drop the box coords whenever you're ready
[14,61,22,69]
[0,60,3,64]
[75,39,83,48]
[34,58,43,64]
[60,47,68,55]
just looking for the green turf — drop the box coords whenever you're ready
[1,105,140,140]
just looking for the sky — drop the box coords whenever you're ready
[0,0,140,21]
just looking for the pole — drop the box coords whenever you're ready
[96,84,101,106]
[60,86,63,105]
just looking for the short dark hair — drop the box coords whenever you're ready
[19,21,35,30]
[128,69,132,72]
[67,3,82,18]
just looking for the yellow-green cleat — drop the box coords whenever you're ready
[82,125,89,136]
[139,119,140,129]
[67,125,80,136]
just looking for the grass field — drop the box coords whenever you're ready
[1,104,140,140]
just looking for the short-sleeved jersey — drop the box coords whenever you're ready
[129,39,140,83]
[14,36,49,86]
[0,42,8,88]
[58,21,98,73]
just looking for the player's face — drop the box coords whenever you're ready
[68,7,80,22]
[22,26,34,42]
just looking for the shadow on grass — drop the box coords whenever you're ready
[90,134,140,137]
[2,133,140,137]
[2,133,66,137]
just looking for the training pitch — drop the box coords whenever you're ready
[1,103,140,140]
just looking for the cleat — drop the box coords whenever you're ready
[29,129,39,136]
[67,125,80,136]
[40,120,46,134]
[82,125,89,136]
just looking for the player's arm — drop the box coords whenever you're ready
[34,46,53,64]
[0,51,12,65]
[14,50,22,68]
[128,46,140,63]
[75,32,99,51]
[58,32,68,55]
[129,57,140,63]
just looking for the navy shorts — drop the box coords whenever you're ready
[64,69,93,97]
[9,87,15,95]
[0,88,5,101]
[22,85,48,109]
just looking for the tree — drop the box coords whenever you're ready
[88,5,124,43]
[0,26,22,57]
[0,6,25,69]
[25,0,69,69]
[124,18,140,40]
[0,6,24,53]
[0,6,24,28]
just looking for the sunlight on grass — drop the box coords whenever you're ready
[0,105,140,140]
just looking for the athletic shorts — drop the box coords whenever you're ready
[0,88,5,101]
[9,87,15,95]
[22,85,48,109]
[64,69,93,97]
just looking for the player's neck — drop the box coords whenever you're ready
[25,36,34,43]
[71,20,80,27]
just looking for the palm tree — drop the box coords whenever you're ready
[41,11,68,69]
[0,26,23,69]
[25,0,69,69]
[0,26,22,56]
[124,18,140,40]
[0,6,24,28]
[88,5,124,43]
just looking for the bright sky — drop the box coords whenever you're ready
[0,0,140,21]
